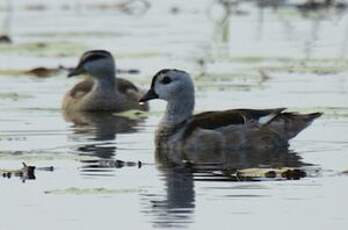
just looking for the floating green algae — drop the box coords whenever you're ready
[23,31,126,38]
[228,56,292,63]
[0,151,97,162]
[0,92,33,100]
[0,69,25,76]
[263,64,347,75]
[213,167,308,181]
[44,187,143,195]
[114,51,162,59]
[0,41,87,57]
[227,56,348,74]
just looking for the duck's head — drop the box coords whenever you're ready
[68,50,115,79]
[140,69,195,103]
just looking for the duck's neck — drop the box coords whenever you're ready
[162,94,195,127]
[91,74,116,95]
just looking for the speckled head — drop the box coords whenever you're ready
[68,50,115,78]
[140,69,195,103]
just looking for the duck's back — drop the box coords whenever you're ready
[62,78,148,112]
[181,108,322,151]
[116,78,149,111]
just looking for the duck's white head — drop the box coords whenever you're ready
[140,69,195,103]
[140,69,195,125]
[68,50,116,79]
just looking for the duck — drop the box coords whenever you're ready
[139,69,322,164]
[62,50,148,112]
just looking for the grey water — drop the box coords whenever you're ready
[1,0,348,229]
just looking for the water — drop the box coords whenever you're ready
[1,0,348,229]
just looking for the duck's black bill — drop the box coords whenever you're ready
[139,88,158,102]
[67,66,85,78]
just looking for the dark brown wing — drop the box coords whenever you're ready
[234,108,286,122]
[116,78,139,94]
[70,79,93,98]
[183,108,286,139]
[268,112,322,139]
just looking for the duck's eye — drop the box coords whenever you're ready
[161,76,172,84]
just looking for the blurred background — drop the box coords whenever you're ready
[0,1,348,230]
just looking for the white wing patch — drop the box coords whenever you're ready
[258,113,278,125]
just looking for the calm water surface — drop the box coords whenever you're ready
[0,1,348,229]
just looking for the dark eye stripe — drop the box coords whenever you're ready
[81,54,106,64]
[161,76,172,84]
[80,50,111,65]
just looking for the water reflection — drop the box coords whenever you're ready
[64,111,142,142]
[141,145,310,228]
[0,162,54,182]
[206,0,348,63]
[1,162,36,182]
[155,145,309,180]
[63,111,145,176]
[142,167,195,228]
[208,0,233,60]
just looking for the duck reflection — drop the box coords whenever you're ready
[141,166,195,229]
[64,110,142,142]
[156,145,309,181]
[142,146,309,228]
[63,111,145,175]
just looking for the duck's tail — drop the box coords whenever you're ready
[268,112,323,140]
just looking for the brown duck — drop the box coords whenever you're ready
[62,50,148,112]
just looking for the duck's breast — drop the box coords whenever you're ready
[62,80,94,111]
